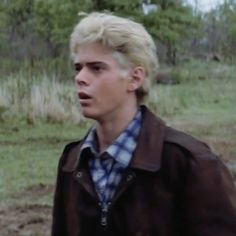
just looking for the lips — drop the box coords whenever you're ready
[78,92,91,99]
[78,92,92,106]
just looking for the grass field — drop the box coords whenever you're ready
[0,60,236,235]
[1,78,235,201]
[0,122,90,236]
[0,122,90,204]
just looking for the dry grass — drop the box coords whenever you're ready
[0,67,235,128]
[0,74,85,124]
[0,61,235,129]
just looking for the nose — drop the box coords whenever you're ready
[74,68,89,86]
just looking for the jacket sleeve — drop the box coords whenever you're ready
[183,153,236,236]
[51,151,68,236]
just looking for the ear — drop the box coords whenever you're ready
[127,66,146,92]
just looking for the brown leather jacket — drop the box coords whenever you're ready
[52,106,236,236]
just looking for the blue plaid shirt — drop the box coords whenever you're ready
[80,109,142,207]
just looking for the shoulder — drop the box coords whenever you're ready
[62,140,81,153]
[160,126,233,191]
[139,105,218,168]
[163,125,215,160]
[141,105,214,159]
[160,125,221,180]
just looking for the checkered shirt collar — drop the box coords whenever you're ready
[81,109,142,167]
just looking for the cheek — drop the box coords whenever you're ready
[119,68,130,79]
[95,72,129,97]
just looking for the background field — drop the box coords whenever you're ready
[0,60,236,236]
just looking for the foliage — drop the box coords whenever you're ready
[0,0,236,76]
[200,0,236,61]
[33,0,81,57]
[0,2,8,53]
[0,0,201,74]
[141,0,200,64]
[217,1,236,59]
[171,59,236,82]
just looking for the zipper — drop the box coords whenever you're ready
[110,171,136,206]
[100,202,111,228]
[101,205,108,227]
[99,172,136,229]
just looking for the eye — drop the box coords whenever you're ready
[91,65,103,72]
[74,64,82,72]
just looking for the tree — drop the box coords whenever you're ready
[218,0,236,60]
[33,0,82,57]
[141,0,200,64]
[204,0,236,61]
[0,1,8,55]
[0,0,212,75]
[0,0,35,60]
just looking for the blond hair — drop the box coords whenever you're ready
[70,12,158,103]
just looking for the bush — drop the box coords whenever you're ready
[170,59,236,83]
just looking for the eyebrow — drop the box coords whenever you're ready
[74,61,107,67]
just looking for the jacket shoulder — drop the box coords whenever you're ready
[164,126,215,159]
[63,140,81,155]
[58,140,82,171]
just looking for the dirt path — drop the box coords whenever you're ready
[0,203,51,236]
[0,183,53,236]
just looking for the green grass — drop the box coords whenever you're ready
[0,121,89,205]
[148,78,236,161]
[156,78,236,180]
[171,59,236,82]
[148,77,236,117]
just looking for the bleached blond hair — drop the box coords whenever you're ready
[70,12,158,103]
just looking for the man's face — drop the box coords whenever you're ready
[73,42,135,122]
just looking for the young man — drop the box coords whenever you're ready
[52,12,236,236]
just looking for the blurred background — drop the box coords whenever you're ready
[0,0,236,235]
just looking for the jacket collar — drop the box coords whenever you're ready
[62,105,166,172]
[129,105,166,171]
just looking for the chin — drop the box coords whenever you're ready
[80,107,100,121]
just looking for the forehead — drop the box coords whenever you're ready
[73,42,114,64]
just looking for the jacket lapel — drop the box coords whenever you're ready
[130,106,166,172]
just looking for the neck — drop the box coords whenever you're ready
[95,104,139,153]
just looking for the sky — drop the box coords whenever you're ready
[186,0,225,12]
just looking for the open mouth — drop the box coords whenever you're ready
[78,92,92,106]
[78,92,91,100]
